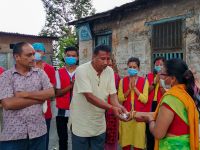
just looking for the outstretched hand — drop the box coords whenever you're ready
[125,111,155,122]
[135,112,155,122]
[112,105,130,122]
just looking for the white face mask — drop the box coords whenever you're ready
[160,79,171,89]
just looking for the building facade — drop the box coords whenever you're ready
[0,31,58,69]
[70,0,200,77]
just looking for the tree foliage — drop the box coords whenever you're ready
[40,0,95,67]
[57,34,77,67]
[40,0,95,37]
[69,0,95,20]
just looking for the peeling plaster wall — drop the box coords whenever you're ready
[78,0,200,77]
[78,40,93,64]
[186,9,200,82]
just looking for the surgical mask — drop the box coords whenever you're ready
[154,66,162,72]
[127,68,138,76]
[41,55,46,61]
[64,56,77,66]
[160,79,171,89]
[34,52,42,61]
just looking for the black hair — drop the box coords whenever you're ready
[13,42,29,55]
[93,44,111,55]
[64,46,78,54]
[165,59,197,103]
[127,57,140,67]
[153,56,166,64]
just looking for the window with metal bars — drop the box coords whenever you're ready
[95,32,112,48]
[152,19,182,50]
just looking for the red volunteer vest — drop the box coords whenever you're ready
[56,67,75,109]
[43,63,56,119]
[146,72,163,112]
[122,76,148,112]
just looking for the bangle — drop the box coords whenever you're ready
[131,110,137,119]
[149,119,155,124]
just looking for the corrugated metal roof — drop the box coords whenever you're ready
[69,0,159,25]
[0,31,58,40]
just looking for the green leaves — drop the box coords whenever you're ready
[40,0,95,67]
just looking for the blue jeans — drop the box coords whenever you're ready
[0,134,47,150]
[72,132,106,150]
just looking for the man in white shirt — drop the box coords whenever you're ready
[70,44,128,150]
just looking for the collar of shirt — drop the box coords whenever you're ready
[11,66,40,77]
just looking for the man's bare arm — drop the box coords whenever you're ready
[83,93,112,110]
[55,84,73,97]
[15,88,55,101]
[1,97,43,110]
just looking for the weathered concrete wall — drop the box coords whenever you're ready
[0,35,53,53]
[186,9,200,80]
[79,0,200,77]
[78,40,93,64]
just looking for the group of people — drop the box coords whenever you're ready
[0,42,199,150]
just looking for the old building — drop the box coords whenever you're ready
[70,0,200,77]
[0,31,58,69]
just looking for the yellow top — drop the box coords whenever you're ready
[153,75,160,101]
[118,77,149,148]
[118,77,149,106]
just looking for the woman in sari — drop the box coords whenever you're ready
[132,59,199,150]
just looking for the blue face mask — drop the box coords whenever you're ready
[127,68,138,76]
[64,56,77,66]
[41,55,46,61]
[154,66,162,72]
[34,52,42,61]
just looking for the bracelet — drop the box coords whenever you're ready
[149,119,155,124]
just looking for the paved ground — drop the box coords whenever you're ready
[48,101,72,150]
[48,117,122,150]
[49,118,73,150]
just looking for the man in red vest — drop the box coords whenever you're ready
[146,56,166,150]
[55,46,78,150]
[32,42,56,150]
